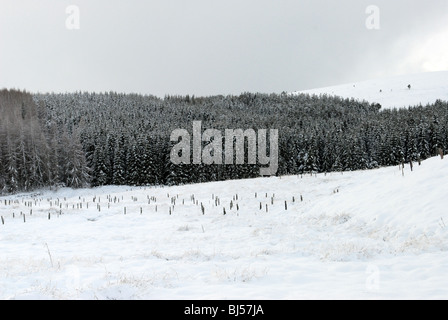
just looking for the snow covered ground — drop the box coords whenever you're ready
[295,71,448,109]
[1,156,447,300]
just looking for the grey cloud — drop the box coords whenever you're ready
[0,0,447,96]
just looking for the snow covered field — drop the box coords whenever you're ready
[1,156,447,300]
[295,71,448,109]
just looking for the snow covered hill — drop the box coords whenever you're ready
[1,156,447,299]
[294,71,448,109]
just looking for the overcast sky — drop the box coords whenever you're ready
[1,0,447,97]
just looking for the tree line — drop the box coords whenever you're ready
[0,89,446,193]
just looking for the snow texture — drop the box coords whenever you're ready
[0,156,447,299]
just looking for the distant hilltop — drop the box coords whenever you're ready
[293,71,448,109]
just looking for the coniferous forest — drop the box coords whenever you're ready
[0,88,447,194]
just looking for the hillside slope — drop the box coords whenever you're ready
[295,71,448,109]
[1,72,447,300]
[0,156,446,299]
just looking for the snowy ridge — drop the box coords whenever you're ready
[1,156,447,299]
[294,71,448,109]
